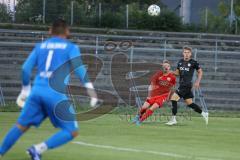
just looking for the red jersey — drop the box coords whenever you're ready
[149,71,176,97]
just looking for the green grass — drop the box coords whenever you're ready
[0,112,240,160]
[2,103,240,118]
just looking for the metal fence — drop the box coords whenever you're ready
[0,83,5,106]
[0,29,239,109]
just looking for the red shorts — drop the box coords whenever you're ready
[146,93,169,107]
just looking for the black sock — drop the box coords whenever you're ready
[188,103,202,114]
[171,101,178,116]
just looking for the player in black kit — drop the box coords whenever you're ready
[166,46,209,125]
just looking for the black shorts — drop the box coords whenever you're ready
[176,85,193,100]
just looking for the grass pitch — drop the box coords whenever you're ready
[0,112,239,160]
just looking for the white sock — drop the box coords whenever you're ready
[172,116,176,121]
[34,142,48,154]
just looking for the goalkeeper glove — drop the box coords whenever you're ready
[16,85,31,108]
[84,82,98,107]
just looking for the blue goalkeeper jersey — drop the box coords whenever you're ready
[21,36,89,88]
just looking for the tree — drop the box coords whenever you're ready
[45,0,69,23]
[13,0,183,32]
[199,0,240,34]
[15,0,42,23]
[134,9,182,31]
[15,0,70,23]
[0,3,12,22]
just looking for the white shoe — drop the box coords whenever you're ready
[166,117,177,126]
[201,111,209,125]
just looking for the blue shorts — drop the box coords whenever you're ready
[17,86,79,132]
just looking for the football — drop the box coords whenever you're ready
[148,4,161,16]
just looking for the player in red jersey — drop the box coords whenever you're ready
[132,60,176,126]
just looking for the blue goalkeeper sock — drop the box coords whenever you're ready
[45,130,74,149]
[0,125,24,155]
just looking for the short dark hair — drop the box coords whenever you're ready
[51,19,68,35]
[183,46,192,52]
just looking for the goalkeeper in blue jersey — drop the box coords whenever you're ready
[0,19,98,160]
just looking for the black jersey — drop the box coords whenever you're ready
[177,59,201,87]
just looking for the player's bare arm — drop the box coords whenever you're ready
[172,69,180,76]
[194,68,203,89]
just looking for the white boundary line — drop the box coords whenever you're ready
[73,141,222,160]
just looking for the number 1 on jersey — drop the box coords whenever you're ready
[45,50,54,72]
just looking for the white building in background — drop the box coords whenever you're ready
[180,0,192,24]
[0,0,17,13]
